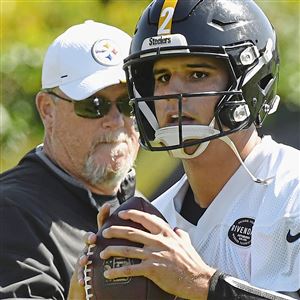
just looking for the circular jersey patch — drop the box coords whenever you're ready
[92,39,122,66]
[228,217,254,247]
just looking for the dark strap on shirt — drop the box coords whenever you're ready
[117,168,136,204]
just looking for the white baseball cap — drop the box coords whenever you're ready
[42,20,131,100]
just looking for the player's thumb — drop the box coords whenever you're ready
[97,202,111,229]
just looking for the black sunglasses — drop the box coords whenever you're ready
[45,90,133,119]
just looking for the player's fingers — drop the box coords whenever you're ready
[118,209,174,236]
[103,260,146,280]
[78,235,96,274]
[75,252,89,284]
[97,202,111,229]
[102,225,159,246]
[72,254,85,287]
[83,231,97,245]
[77,265,84,285]
[78,253,89,267]
[100,245,146,260]
[75,242,97,283]
[173,227,191,243]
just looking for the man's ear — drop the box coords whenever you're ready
[35,91,56,130]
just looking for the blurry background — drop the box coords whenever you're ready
[1,0,299,200]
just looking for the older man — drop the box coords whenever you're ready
[0,20,140,298]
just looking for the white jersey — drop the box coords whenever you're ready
[153,136,300,292]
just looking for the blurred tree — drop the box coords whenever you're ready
[1,0,299,199]
[1,0,150,163]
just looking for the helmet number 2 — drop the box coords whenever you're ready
[158,7,175,35]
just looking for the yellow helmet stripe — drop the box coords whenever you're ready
[157,0,179,35]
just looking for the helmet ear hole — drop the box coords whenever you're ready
[219,104,250,129]
[219,106,237,129]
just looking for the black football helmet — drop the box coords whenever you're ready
[124,0,280,158]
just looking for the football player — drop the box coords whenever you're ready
[98,0,300,299]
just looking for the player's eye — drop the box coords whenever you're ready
[156,73,171,83]
[191,71,207,79]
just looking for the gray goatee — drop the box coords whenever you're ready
[83,131,134,187]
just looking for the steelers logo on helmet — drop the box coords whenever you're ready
[91,39,122,66]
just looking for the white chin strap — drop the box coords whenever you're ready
[154,119,274,185]
[155,119,217,159]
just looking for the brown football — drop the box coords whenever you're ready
[84,196,176,300]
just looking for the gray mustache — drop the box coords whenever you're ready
[94,131,130,144]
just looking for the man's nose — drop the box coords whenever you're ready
[101,103,125,129]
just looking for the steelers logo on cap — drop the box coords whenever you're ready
[91,39,122,66]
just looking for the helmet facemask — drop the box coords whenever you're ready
[126,47,256,158]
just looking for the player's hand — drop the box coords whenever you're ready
[99,209,216,300]
[67,203,111,300]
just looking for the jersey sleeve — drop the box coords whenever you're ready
[0,200,66,299]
